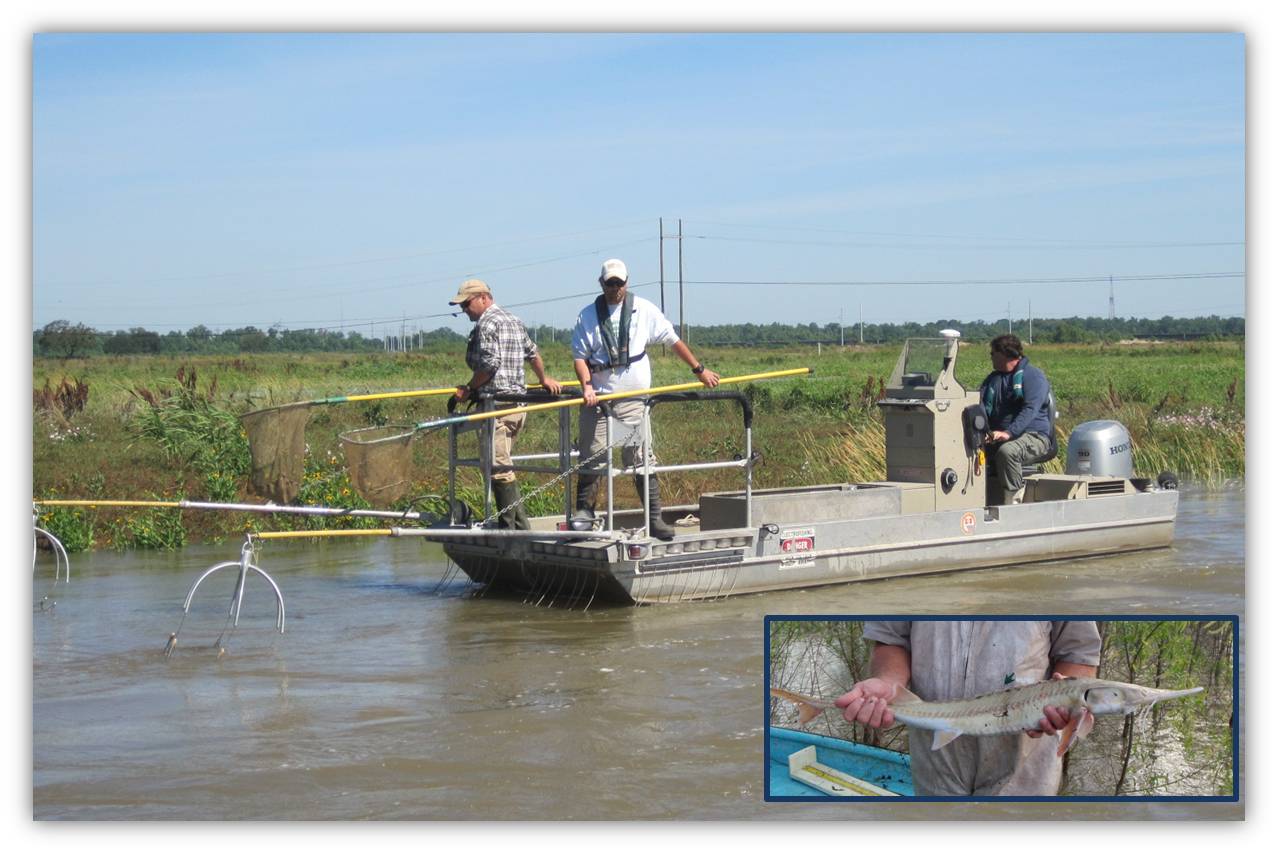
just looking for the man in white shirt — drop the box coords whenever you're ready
[569,258,720,539]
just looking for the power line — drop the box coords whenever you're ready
[54,237,654,313]
[122,281,665,332]
[684,219,1244,248]
[685,272,1243,287]
[686,234,1242,251]
[40,269,1243,333]
[37,218,655,288]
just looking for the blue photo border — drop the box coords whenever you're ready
[762,614,1240,804]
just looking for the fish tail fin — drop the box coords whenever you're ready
[770,687,828,725]
[796,703,824,725]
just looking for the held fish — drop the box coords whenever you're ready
[769,687,837,725]
[771,678,1203,756]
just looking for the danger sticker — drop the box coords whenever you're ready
[960,511,977,535]
[781,528,815,554]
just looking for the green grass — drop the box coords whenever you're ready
[33,340,1245,549]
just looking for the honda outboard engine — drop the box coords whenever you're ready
[1066,420,1134,477]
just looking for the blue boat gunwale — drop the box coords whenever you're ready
[767,725,914,797]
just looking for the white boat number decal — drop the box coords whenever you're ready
[960,512,977,535]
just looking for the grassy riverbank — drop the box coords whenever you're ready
[33,339,1244,550]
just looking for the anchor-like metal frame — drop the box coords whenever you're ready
[169,537,285,655]
[33,505,71,610]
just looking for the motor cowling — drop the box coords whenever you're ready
[1065,420,1134,477]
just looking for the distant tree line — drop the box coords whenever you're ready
[33,315,1244,359]
[682,315,1245,347]
[32,321,464,359]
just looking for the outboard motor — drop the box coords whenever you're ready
[1066,420,1134,477]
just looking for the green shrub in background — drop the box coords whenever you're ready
[106,501,186,550]
[129,371,251,501]
[36,503,95,552]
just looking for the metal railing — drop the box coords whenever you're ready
[447,389,756,539]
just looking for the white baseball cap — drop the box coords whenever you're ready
[599,258,628,284]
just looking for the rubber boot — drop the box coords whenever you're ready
[570,474,600,531]
[491,480,529,530]
[636,475,676,541]
[999,485,1026,506]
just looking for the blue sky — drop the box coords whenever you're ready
[32,32,1244,338]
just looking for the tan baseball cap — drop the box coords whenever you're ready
[448,278,492,305]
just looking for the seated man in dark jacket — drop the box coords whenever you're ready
[979,334,1053,504]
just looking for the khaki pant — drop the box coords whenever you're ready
[992,431,1051,495]
[482,411,526,484]
[578,399,657,475]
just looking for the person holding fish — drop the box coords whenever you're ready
[569,258,719,540]
[835,620,1100,796]
[450,278,562,530]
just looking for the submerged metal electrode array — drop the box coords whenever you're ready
[168,538,285,658]
[33,505,71,612]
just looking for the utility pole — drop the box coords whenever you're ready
[658,217,666,315]
[839,308,844,347]
[678,218,686,342]
[1028,300,1033,344]
[1007,302,1012,334]
[1108,276,1115,320]
[859,303,864,344]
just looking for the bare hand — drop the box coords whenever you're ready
[1027,705,1073,737]
[988,430,1011,443]
[1028,671,1071,737]
[540,377,563,395]
[454,385,470,402]
[697,369,721,389]
[582,385,598,406]
[834,678,900,729]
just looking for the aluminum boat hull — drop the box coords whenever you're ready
[441,487,1178,605]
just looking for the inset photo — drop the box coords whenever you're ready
[765,618,1237,802]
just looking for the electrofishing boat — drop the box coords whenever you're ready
[439,331,1178,604]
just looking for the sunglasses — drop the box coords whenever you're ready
[602,278,626,287]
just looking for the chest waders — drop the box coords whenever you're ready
[573,292,675,540]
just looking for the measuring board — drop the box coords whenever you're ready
[786,746,900,797]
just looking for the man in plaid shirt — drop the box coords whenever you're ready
[450,279,562,529]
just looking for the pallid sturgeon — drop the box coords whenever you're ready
[770,677,1203,757]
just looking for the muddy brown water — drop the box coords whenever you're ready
[33,485,1243,819]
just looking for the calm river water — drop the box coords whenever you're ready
[32,485,1243,820]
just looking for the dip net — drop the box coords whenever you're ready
[241,405,311,504]
[340,425,417,504]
